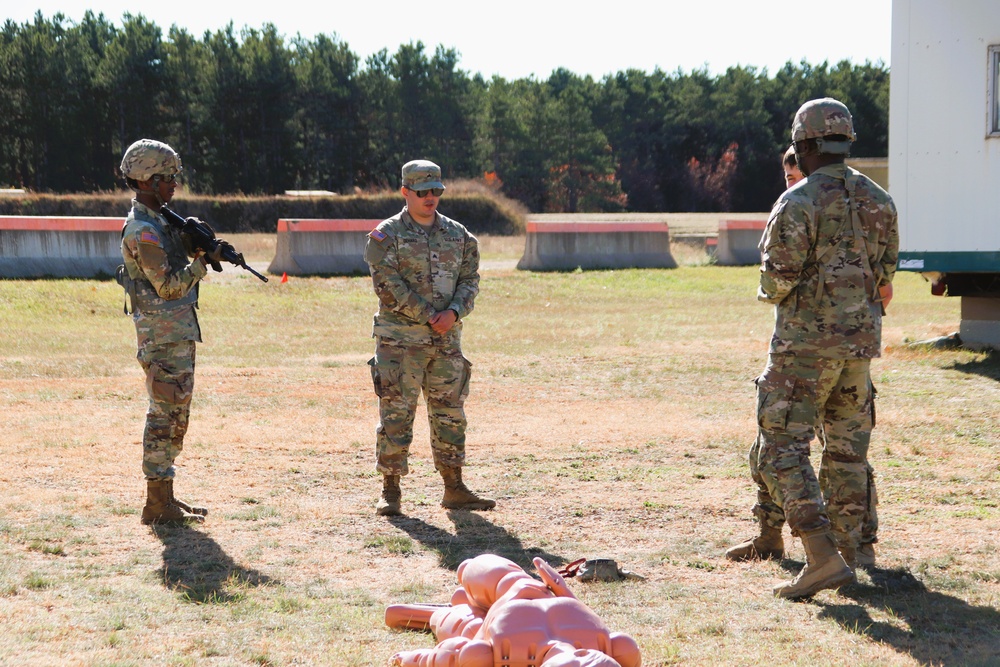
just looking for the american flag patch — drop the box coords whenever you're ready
[139,231,160,245]
[369,229,387,241]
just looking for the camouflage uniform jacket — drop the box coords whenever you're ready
[758,163,899,359]
[120,200,207,349]
[363,207,480,346]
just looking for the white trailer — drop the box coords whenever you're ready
[890,0,1000,349]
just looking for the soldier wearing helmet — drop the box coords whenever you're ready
[726,98,898,599]
[728,126,883,582]
[791,97,857,157]
[118,139,224,525]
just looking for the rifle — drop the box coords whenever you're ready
[160,205,269,282]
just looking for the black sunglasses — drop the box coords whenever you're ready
[153,173,180,184]
[408,187,443,198]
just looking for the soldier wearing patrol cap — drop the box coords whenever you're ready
[118,139,226,525]
[728,99,898,599]
[364,159,496,516]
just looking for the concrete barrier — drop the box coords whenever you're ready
[516,221,676,271]
[0,216,123,278]
[672,233,718,259]
[267,218,380,276]
[715,219,765,266]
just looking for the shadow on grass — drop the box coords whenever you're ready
[777,556,805,575]
[151,523,277,603]
[387,511,564,572]
[949,349,1000,382]
[815,567,1000,667]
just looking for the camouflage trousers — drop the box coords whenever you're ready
[136,340,196,480]
[750,354,876,550]
[369,337,472,476]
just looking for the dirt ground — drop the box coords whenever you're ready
[0,226,998,666]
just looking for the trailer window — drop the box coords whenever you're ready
[990,46,1000,136]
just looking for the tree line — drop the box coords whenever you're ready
[0,12,889,213]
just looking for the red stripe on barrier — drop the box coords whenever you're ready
[719,220,766,231]
[0,216,122,232]
[277,219,381,232]
[525,221,670,233]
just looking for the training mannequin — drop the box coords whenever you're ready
[385,554,641,667]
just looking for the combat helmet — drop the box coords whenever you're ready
[791,98,855,155]
[120,139,182,182]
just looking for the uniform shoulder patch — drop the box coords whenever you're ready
[138,230,161,245]
[368,228,388,242]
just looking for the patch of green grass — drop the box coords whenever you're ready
[248,652,276,666]
[226,506,281,521]
[24,572,53,590]
[950,507,993,519]
[273,595,306,614]
[28,540,64,556]
[364,536,415,556]
[686,559,717,572]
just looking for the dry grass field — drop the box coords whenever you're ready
[1,225,998,666]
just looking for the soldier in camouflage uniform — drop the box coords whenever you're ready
[728,99,898,599]
[727,144,882,568]
[118,139,226,525]
[364,160,495,516]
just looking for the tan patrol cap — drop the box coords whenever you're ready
[402,160,445,191]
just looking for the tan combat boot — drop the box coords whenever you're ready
[835,533,876,571]
[141,480,204,525]
[725,523,785,561]
[376,474,402,516]
[773,528,854,599]
[838,541,861,572]
[165,479,208,517]
[856,543,876,568]
[440,467,496,510]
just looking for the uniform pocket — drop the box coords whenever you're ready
[457,356,473,402]
[755,370,798,431]
[369,354,401,399]
[368,356,384,397]
[869,380,878,428]
[146,363,193,405]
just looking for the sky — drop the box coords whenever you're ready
[3,0,892,80]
